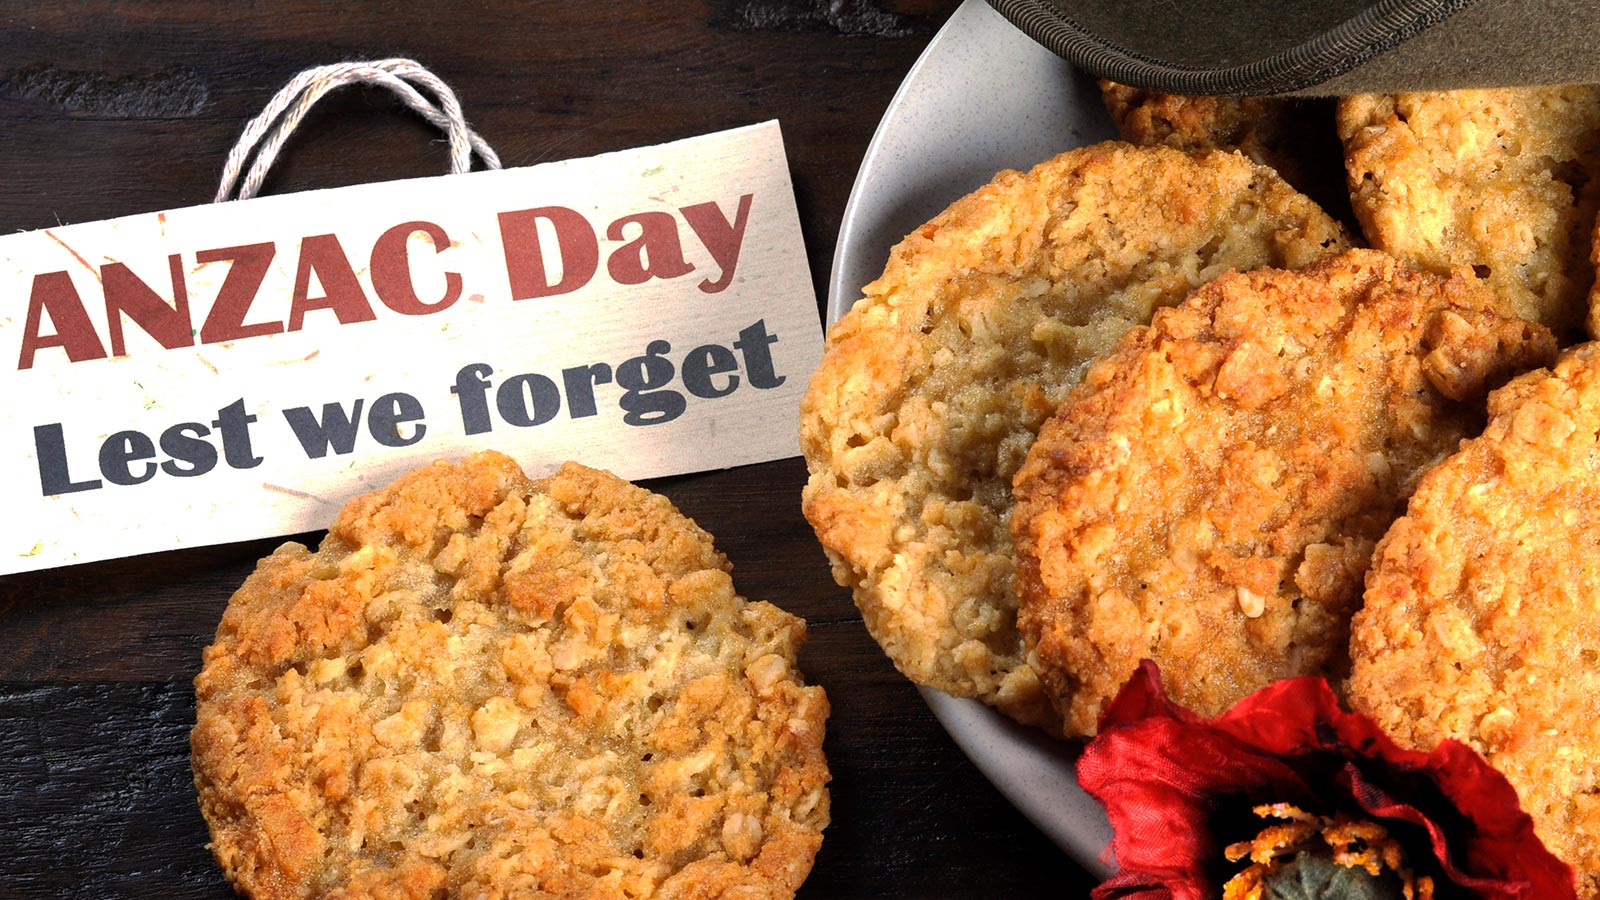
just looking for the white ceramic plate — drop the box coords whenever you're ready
[824,0,1117,876]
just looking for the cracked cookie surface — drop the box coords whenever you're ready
[800,141,1348,729]
[1011,250,1554,737]
[193,452,829,900]
[1340,87,1600,337]
[1099,80,1351,224]
[1350,343,1600,898]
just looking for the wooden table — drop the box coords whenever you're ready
[0,2,1098,896]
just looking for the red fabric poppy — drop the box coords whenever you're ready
[1079,661,1575,900]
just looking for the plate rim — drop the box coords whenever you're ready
[823,0,1114,876]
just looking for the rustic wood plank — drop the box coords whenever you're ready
[0,680,1090,898]
[0,1,949,299]
[0,682,228,899]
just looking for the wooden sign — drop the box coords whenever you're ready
[1,121,822,574]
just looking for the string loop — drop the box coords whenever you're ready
[215,58,500,203]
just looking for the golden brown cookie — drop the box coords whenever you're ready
[1099,80,1353,226]
[192,452,829,900]
[1340,86,1600,337]
[1350,343,1600,897]
[800,141,1348,729]
[1011,250,1555,737]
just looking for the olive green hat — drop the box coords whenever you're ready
[988,0,1599,95]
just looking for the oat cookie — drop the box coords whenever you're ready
[1099,80,1352,224]
[1011,250,1555,737]
[1350,343,1600,897]
[1340,86,1600,336]
[800,141,1348,728]
[192,452,829,900]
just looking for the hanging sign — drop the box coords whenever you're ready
[1,120,822,573]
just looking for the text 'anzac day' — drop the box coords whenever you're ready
[15,193,755,369]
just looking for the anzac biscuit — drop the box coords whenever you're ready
[1340,86,1600,336]
[192,452,829,900]
[1099,81,1352,225]
[1011,250,1554,737]
[1350,344,1600,897]
[799,142,1348,728]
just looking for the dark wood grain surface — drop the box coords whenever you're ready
[0,2,1097,897]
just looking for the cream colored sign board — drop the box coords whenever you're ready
[1,121,821,574]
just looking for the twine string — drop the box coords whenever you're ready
[215,58,501,203]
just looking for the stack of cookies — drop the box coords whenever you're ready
[801,85,1600,896]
